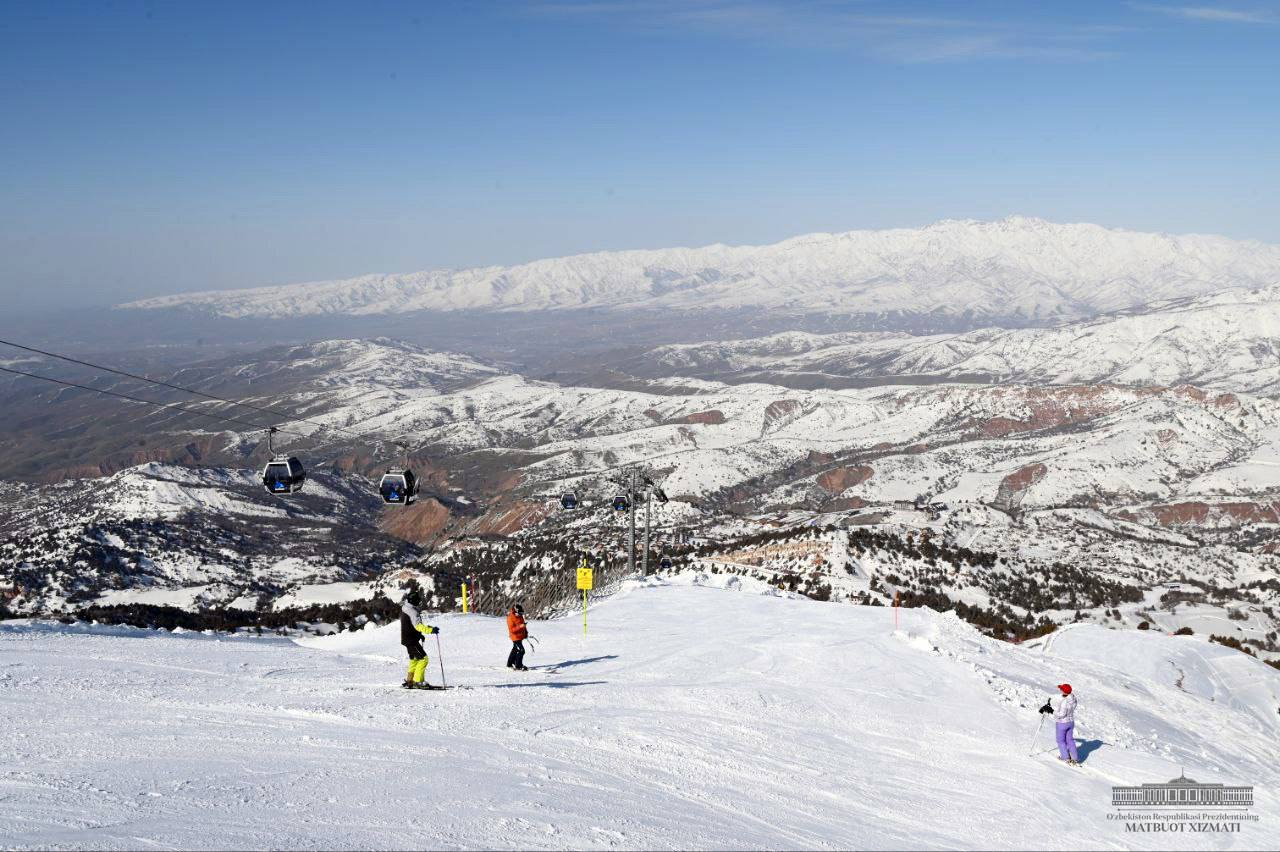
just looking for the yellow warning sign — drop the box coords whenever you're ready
[576,567,594,590]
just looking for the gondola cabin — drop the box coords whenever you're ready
[612,494,630,512]
[560,492,578,510]
[262,455,306,495]
[379,468,419,506]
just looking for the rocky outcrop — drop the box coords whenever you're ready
[379,498,454,544]
[1213,393,1240,409]
[668,410,727,426]
[763,399,803,430]
[994,463,1047,511]
[465,500,552,536]
[1118,501,1280,529]
[816,465,874,495]
[968,387,1112,440]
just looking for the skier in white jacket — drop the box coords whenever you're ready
[399,589,438,689]
[1039,683,1079,764]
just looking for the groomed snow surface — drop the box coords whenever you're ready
[3,576,1277,850]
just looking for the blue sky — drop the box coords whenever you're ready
[1,1,1278,309]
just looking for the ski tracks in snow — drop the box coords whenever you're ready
[3,580,1278,849]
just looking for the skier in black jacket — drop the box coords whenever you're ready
[400,589,438,689]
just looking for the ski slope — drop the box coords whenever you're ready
[2,577,1277,850]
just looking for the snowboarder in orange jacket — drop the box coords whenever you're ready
[506,604,529,671]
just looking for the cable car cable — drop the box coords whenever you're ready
[1,341,677,503]
[0,337,365,439]
[0,340,438,500]
[0,364,307,436]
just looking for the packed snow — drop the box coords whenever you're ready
[2,578,1276,849]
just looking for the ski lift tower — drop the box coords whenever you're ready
[613,467,668,576]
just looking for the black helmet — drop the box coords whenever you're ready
[514,603,524,615]
[405,588,422,607]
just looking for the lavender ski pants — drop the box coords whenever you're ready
[1056,721,1078,761]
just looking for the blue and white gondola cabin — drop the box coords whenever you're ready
[379,468,419,506]
[262,456,306,495]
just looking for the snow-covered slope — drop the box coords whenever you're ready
[8,337,1280,623]
[120,218,1280,326]
[283,371,1280,523]
[161,357,1280,521]
[2,578,1276,849]
[643,286,1280,393]
[0,463,422,612]
[192,337,502,394]
[0,338,504,482]
[12,349,1280,536]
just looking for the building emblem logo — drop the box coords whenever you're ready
[1108,771,1258,835]
[1112,771,1253,809]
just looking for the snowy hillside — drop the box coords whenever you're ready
[9,353,1280,610]
[189,337,502,395]
[2,578,1276,849]
[641,286,1280,393]
[270,369,1280,531]
[108,366,1280,523]
[119,218,1280,326]
[7,336,1280,639]
[0,463,423,612]
[20,337,1280,513]
[0,338,503,482]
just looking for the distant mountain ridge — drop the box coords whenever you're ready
[120,217,1280,326]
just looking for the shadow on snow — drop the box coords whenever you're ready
[1076,739,1105,763]
[486,680,607,689]
[539,654,618,670]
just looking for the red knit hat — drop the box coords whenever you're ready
[1058,683,1072,695]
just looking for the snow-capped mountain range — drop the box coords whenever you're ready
[120,218,1280,327]
[16,211,1280,638]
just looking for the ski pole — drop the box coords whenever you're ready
[1027,712,1046,756]
[435,632,447,689]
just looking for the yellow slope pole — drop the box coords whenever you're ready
[576,559,593,636]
